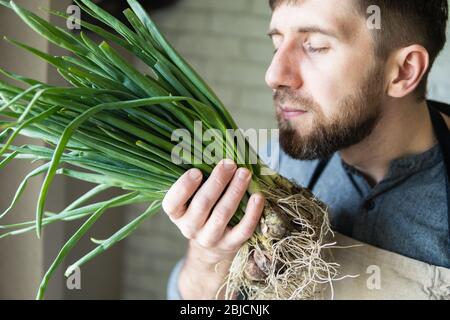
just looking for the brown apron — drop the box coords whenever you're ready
[322,233,450,300]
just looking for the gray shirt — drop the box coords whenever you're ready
[167,141,450,299]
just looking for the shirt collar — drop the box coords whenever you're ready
[339,143,443,183]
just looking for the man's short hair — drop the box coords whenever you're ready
[269,0,449,100]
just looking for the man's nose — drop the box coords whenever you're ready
[265,44,303,90]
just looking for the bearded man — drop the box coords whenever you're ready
[164,0,450,299]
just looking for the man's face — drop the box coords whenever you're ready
[266,0,386,160]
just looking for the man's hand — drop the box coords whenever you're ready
[162,159,265,299]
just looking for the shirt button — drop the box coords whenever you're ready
[364,200,375,211]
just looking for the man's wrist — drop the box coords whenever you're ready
[178,243,233,299]
[178,259,227,299]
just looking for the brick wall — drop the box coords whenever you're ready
[121,0,450,300]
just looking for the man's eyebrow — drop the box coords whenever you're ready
[267,26,339,39]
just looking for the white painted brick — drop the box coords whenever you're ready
[123,274,169,299]
[210,13,270,39]
[152,9,211,33]
[176,0,250,13]
[239,87,274,112]
[211,84,240,107]
[209,61,268,87]
[127,235,187,256]
[174,34,241,59]
[242,39,274,64]
[250,0,273,16]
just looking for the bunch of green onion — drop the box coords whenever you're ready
[0,0,335,300]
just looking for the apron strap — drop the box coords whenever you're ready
[427,101,450,246]
[428,100,450,117]
[308,157,331,190]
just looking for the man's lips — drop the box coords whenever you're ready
[278,105,308,120]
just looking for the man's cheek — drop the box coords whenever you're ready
[309,87,336,119]
[305,71,337,104]
[310,57,357,97]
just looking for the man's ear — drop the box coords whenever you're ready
[386,45,429,98]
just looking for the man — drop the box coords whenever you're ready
[164,0,450,299]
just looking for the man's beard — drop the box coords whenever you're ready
[276,65,384,160]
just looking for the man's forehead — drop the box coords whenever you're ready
[269,0,360,40]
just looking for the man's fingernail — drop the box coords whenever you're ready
[238,168,250,180]
[189,169,202,180]
[254,194,264,205]
[222,159,236,171]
